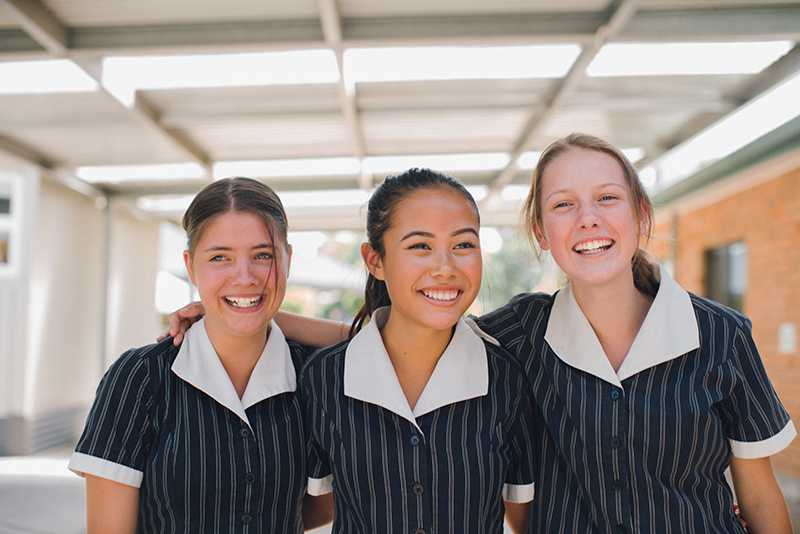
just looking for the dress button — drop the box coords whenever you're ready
[245,472,255,483]
[410,435,420,446]
[610,389,621,401]
[241,514,252,524]
[615,524,625,533]
[611,479,625,491]
[240,428,250,438]
[411,482,424,496]
[610,436,622,448]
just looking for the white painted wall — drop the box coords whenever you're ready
[105,201,161,365]
[26,180,105,417]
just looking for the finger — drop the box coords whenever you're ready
[157,334,166,342]
[177,302,203,319]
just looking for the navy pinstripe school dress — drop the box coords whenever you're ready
[301,307,536,534]
[70,320,311,533]
[478,268,796,534]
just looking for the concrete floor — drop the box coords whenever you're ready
[1,445,797,533]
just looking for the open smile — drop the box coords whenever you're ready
[419,288,462,305]
[572,238,615,255]
[223,295,265,309]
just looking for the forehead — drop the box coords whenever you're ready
[389,187,479,231]
[196,210,273,245]
[541,148,627,193]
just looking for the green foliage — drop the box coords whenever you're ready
[478,229,542,312]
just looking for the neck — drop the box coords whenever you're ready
[380,309,454,409]
[204,320,270,398]
[571,270,653,370]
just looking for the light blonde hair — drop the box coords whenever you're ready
[521,133,659,296]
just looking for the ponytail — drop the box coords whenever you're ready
[632,249,659,298]
[350,274,392,337]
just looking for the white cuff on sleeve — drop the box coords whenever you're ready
[503,482,534,503]
[730,420,797,459]
[307,474,333,496]
[68,452,143,488]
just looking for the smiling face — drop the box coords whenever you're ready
[536,147,643,291]
[363,186,482,333]
[184,210,291,342]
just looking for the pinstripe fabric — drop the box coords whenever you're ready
[478,287,794,534]
[300,322,536,534]
[72,336,310,534]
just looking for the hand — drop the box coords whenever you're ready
[157,301,206,346]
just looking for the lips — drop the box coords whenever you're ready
[223,295,263,308]
[572,238,614,255]
[420,288,461,302]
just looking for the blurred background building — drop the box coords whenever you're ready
[0,0,798,532]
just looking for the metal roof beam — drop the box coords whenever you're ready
[317,0,372,190]
[483,0,639,202]
[0,0,66,54]
[3,5,799,58]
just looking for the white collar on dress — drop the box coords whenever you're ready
[544,266,700,388]
[171,318,296,428]
[344,306,498,433]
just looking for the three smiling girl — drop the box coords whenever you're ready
[72,133,795,533]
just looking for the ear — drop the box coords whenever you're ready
[183,250,196,285]
[361,242,385,281]
[284,243,293,274]
[533,224,550,251]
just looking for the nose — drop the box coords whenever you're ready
[232,257,259,286]
[577,202,600,229]
[430,248,456,278]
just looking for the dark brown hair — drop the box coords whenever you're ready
[350,168,479,336]
[521,133,659,296]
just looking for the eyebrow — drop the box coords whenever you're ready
[203,243,273,252]
[544,182,626,201]
[400,228,479,241]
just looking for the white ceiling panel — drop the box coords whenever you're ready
[146,85,341,119]
[362,109,529,154]
[42,0,319,26]
[356,78,553,111]
[181,115,352,161]
[0,91,126,126]
[339,0,606,17]
[5,122,193,166]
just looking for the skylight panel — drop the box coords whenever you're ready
[365,153,510,174]
[278,189,370,208]
[77,163,205,183]
[344,45,582,83]
[653,69,800,188]
[587,41,793,77]
[213,157,361,179]
[0,60,97,94]
[102,50,340,106]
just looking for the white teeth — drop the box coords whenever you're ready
[422,289,459,302]
[225,296,262,308]
[574,239,613,252]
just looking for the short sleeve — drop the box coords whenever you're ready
[719,322,796,459]
[306,437,333,496]
[503,392,536,503]
[68,349,154,487]
[299,366,333,496]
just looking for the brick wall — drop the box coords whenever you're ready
[648,163,800,476]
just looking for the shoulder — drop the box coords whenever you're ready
[299,339,349,381]
[106,337,179,378]
[286,338,313,370]
[689,293,752,332]
[477,291,554,340]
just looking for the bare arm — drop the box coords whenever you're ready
[86,475,139,534]
[303,493,334,530]
[729,456,793,534]
[162,304,349,348]
[275,311,349,347]
[504,501,531,534]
